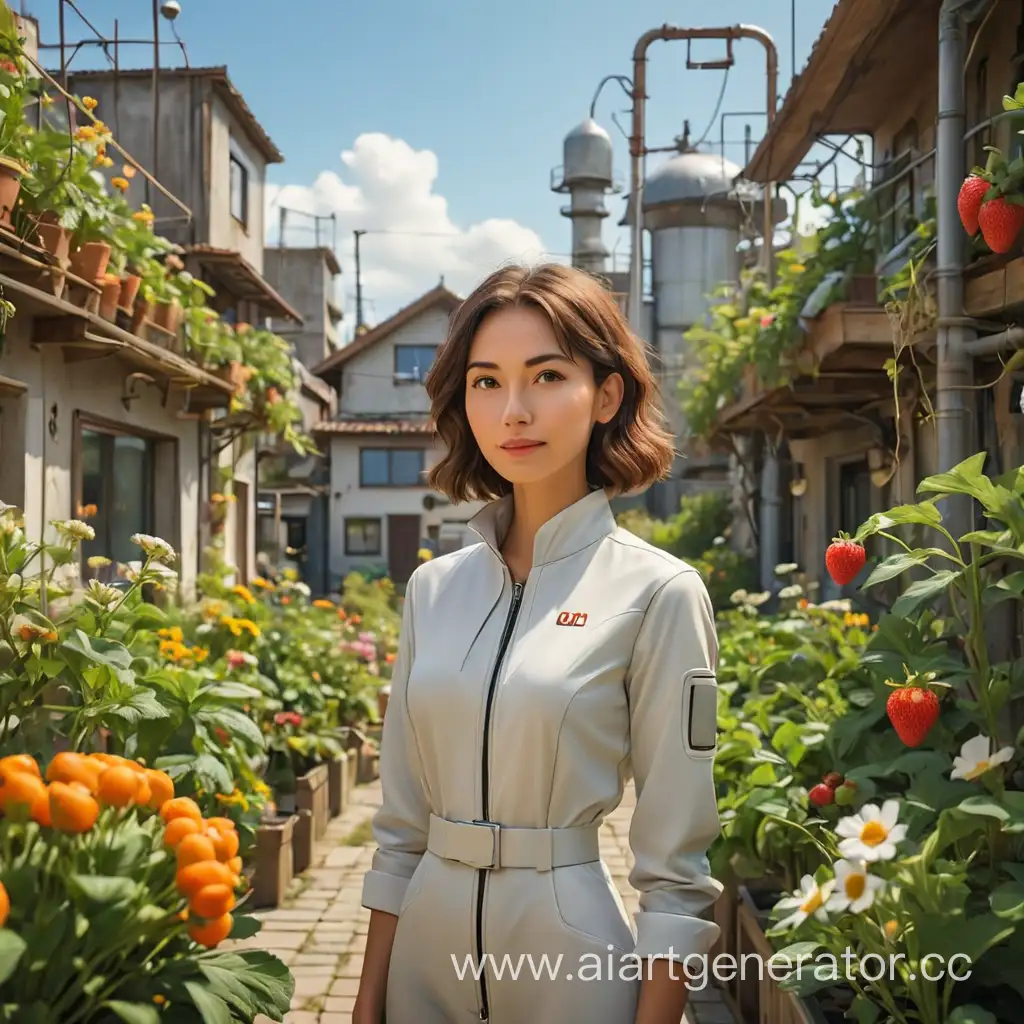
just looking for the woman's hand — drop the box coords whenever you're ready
[354,909,399,1024]
[352,993,384,1024]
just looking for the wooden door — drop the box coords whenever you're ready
[387,514,421,584]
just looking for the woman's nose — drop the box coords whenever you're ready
[502,388,532,426]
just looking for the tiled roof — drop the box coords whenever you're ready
[312,283,461,378]
[312,419,433,436]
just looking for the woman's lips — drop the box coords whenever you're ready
[499,439,545,456]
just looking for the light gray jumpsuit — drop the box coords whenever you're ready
[361,489,723,1022]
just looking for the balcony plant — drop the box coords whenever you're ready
[0,16,29,229]
[0,749,292,1020]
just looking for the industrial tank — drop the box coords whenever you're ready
[551,118,621,274]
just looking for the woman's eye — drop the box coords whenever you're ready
[471,376,499,389]
[537,369,564,383]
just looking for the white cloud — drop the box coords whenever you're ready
[265,133,553,333]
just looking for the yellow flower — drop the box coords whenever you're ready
[132,206,154,224]
[312,599,334,610]
[312,671,321,683]
[159,639,192,662]
[40,92,53,108]
[102,156,114,168]
[92,120,111,137]
[417,548,434,562]
[251,576,274,590]
[231,584,255,604]
[81,96,98,111]
[123,164,137,179]
[74,125,97,142]
[191,646,209,663]
[216,788,250,812]
[111,176,129,192]
[158,626,184,644]
[789,263,806,274]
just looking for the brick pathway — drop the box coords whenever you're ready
[245,781,738,1024]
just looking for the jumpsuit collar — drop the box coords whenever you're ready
[467,488,617,569]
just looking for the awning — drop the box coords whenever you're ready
[186,246,304,324]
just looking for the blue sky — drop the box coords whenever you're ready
[27,0,849,330]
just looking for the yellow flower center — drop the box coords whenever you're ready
[844,874,866,900]
[800,889,823,915]
[964,759,990,780]
[884,920,899,938]
[860,821,888,846]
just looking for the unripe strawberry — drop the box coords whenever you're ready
[833,781,857,806]
[808,783,834,807]
[822,772,844,789]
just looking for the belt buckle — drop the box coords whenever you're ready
[470,819,500,869]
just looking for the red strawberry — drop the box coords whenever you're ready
[978,197,1024,254]
[957,175,989,235]
[808,783,834,807]
[886,686,940,747]
[825,535,866,586]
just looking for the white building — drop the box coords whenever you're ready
[312,283,484,587]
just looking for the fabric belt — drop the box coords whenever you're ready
[426,813,600,872]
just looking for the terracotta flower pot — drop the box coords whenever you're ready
[119,273,142,310]
[33,211,71,263]
[0,156,25,229]
[69,241,111,283]
[98,275,121,320]
[130,298,150,335]
[152,298,181,334]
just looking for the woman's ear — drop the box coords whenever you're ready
[595,371,624,425]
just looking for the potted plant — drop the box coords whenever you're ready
[0,18,29,229]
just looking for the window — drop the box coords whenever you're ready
[345,517,382,555]
[359,448,426,487]
[229,154,248,227]
[78,426,157,578]
[838,459,872,538]
[394,345,438,383]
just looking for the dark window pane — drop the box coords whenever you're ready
[110,436,151,564]
[346,518,381,555]
[360,449,390,486]
[390,449,424,486]
[395,346,437,381]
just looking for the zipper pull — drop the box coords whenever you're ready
[513,581,523,599]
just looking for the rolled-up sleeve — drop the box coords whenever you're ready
[360,568,429,915]
[625,568,723,961]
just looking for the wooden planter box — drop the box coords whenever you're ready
[735,885,817,1024]
[251,813,297,909]
[293,808,314,875]
[327,753,349,818]
[296,762,330,843]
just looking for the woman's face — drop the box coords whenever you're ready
[464,305,623,490]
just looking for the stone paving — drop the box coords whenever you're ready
[244,780,738,1024]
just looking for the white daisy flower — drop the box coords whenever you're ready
[54,519,95,542]
[835,800,907,862]
[774,874,835,931]
[950,734,1014,782]
[825,859,884,914]
[130,533,176,565]
[775,562,799,576]
[778,583,804,599]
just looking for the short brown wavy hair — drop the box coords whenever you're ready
[424,262,675,503]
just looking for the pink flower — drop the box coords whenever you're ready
[760,314,775,328]
[226,649,255,670]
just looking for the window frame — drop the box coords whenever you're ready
[229,152,249,229]
[344,517,382,556]
[358,447,427,488]
[71,412,167,580]
[393,344,439,383]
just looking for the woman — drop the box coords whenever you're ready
[354,263,722,1024]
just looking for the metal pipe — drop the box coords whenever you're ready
[935,0,977,540]
[628,23,778,336]
[963,326,1024,356]
[150,0,159,208]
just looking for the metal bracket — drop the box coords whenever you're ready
[121,371,162,412]
[686,37,734,70]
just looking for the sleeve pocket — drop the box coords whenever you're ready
[682,668,718,757]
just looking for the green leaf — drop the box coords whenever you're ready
[855,501,943,541]
[184,981,233,1024]
[103,1002,162,1024]
[917,453,995,505]
[67,874,137,904]
[861,550,933,587]
[983,571,1024,608]
[0,929,26,986]
[228,914,262,940]
[990,880,1024,919]
[192,754,233,794]
[890,570,962,617]
[948,1006,998,1024]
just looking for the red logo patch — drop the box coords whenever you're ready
[556,611,587,627]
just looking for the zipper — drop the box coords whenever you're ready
[474,578,524,1022]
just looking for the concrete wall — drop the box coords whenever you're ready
[208,93,267,270]
[338,308,449,417]
[0,318,202,597]
[65,73,209,249]
[327,434,482,586]
[263,248,337,371]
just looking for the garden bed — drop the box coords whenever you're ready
[252,812,299,909]
[296,762,330,843]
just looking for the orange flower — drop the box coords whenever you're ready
[95,765,142,808]
[187,912,233,947]
[18,624,57,644]
[111,176,129,192]
[160,796,203,825]
[312,599,334,610]
[0,882,8,927]
[122,163,136,179]
[49,781,100,833]
[81,96,98,111]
